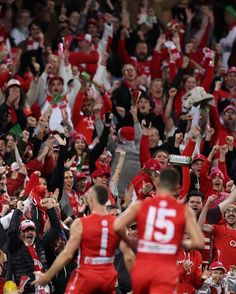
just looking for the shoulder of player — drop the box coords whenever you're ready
[70,218,83,234]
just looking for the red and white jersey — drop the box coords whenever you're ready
[79,213,120,269]
[136,195,186,264]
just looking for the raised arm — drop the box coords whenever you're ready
[33,218,82,287]
[184,206,205,250]
[198,195,216,233]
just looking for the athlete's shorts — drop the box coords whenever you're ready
[65,267,117,294]
[131,261,178,294]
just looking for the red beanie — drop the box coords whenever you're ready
[209,167,224,181]
[118,127,135,143]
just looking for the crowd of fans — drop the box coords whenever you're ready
[0,0,236,293]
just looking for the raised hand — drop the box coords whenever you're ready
[168,87,177,98]
[54,134,66,146]
[142,181,153,195]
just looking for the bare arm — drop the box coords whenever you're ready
[119,241,135,273]
[219,187,236,213]
[198,195,217,232]
[111,151,126,186]
[184,207,205,250]
[32,219,82,286]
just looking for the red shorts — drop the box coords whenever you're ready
[65,267,117,294]
[131,261,178,294]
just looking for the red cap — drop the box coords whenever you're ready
[87,18,98,27]
[91,169,110,180]
[74,172,87,180]
[209,261,226,273]
[192,154,206,164]
[223,104,236,113]
[143,159,161,173]
[78,33,92,43]
[209,167,224,181]
[72,133,87,145]
[48,76,64,86]
[226,67,236,75]
[118,127,135,143]
[19,219,36,231]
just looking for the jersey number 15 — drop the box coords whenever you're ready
[144,206,176,243]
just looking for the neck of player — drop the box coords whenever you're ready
[92,205,107,215]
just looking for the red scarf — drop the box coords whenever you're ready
[66,190,79,216]
[27,245,44,272]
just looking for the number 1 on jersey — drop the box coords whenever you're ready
[100,220,109,256]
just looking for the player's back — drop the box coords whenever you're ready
[79,213,120,270]
[136,195,186,264]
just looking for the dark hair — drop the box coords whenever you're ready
[28,20,43,31]
[186,190,204,203]
[154,149,169,158]
[159,168,180,191]
[93,184,109,205]
[6,133,16,141]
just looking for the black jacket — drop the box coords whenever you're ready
[111,82,134,129]
[7,208,61,293]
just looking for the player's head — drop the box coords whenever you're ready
[158,168,180,193]
[87,184,109,210]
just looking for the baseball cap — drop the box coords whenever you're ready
[78,33,92,43]
[192,154,206,164]
[143,159,161,173]
[226,66,236,75]
[74,172,87,180]
[19,219,36,231]
[87,18,98,27]
[11,162,19,171]
[209,261,226,273]
[91,169,110,180]
[6,79,21,89]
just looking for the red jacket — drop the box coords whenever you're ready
[131,171,155,200]
[117,39,162,78]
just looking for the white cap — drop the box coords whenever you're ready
[19,220,36,231]
[11,162,19,171]
[84,34,92,43]
[6,79,21,89]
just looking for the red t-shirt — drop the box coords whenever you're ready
[213,224,236,271]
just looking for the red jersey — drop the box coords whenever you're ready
[212,224,236,271]
[136,195,186,264]
[79,213,120,270]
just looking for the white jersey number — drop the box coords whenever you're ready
[100,220,109,256]
[144,203,176,243]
